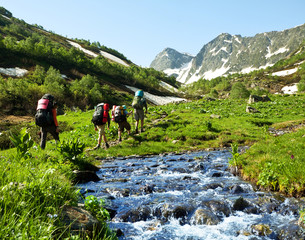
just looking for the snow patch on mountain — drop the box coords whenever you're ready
[201,66,230,81]
[281,83,298,94]
[125,86,186,105]
[164,60,193,83]
[67,40,129,67]
[240,63,274,74]
[272,68,298,76]
[0,67,28,77]
[266,46,289,58]
[160,81,179,93]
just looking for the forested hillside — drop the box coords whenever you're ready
[0,7,178,115]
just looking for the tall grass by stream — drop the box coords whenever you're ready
[1,93,305,238]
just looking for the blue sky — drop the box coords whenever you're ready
[1,0,305,67]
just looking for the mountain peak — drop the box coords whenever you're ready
[150,48,194,71]
[150,24,305,84]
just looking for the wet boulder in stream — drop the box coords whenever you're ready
[192,208,220,225]
[113,205,152,223]
[201,200,231,217]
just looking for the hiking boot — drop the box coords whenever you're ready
[135,129,139,134]
[93,144,100,150]
[119,137,122,142]
[105,142,110,149]
[140,129,145,133]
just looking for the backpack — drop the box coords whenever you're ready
[132,96,145,109]
[92,103,109,125]
[114,106,126,123]
[35,94,54,127]
[111,105,116,121]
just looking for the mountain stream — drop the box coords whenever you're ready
[78,149,305,239]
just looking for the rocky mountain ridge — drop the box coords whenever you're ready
[150,24,305,84]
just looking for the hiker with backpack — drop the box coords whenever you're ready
[35,94,59,149]
[91,103,110,150]
[113,105,132,142]
[131,90,147,133]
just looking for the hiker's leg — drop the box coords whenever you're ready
[135,121,139,133]
[138,109,145,132]
[97,125,104,146]
[102,133,107,143]
[126,121,131,135]
[40,127,47,149]
[49,125,59,142]
[102,133,109,148]
[141,119,144,131]
[134,109,140,133]
[118,129,122,141]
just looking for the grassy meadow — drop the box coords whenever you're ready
[1,93,305,238]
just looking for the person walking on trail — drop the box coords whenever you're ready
[113,105,132,142]
[132,90,147,133]
[35,94,59,149]
[91,103,110,150]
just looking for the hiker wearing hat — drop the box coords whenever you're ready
[131,90,147,133]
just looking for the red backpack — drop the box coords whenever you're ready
[35,94,54,127]
[91,103,109,125]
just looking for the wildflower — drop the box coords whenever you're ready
[291,154,294,159]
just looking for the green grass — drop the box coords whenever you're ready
[0,129,117,239]
[1,93,305,238]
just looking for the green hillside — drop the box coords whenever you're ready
[0,7,179,115]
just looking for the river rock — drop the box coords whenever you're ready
[202,200,231,217]
[156,203,193,222]
[278,222,304,239]
[233,197,250,211]
[211,171,223,177]
[250,224,273,236]
[140,184,155,194]
[230,185,245,194]
[192,208,220,225]
[106,187,130,197]
[60,206,101,236]
[201,183,224,190]
[72,170,100,183]
[114,206,152,223]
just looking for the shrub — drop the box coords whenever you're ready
[57,138,86,165]
[84,195,110,222]
[297,76,305,92]
[230,82,250,99]
[9,128,34,158]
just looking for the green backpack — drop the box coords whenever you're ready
[132,96,145,109]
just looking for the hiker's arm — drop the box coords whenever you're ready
[108,113,111,128]
[52,108,59,127]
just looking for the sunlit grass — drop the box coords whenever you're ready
[1,93,305,238]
